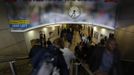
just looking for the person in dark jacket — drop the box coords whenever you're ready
[74,42,83,59]
[29,39,42,59]
[89,38,121,75]
[46,38,53,49]
[52,38,69,75]
[87,34,91,42]
[39,31,44,47]
[32,39,69,75]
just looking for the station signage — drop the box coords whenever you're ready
[9,20,31,29]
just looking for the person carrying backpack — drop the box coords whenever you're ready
[31,41,69,75]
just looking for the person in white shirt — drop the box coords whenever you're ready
[60,42,75,69]
[82,34,88,43]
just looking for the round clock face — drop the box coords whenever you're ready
[68,6,81,19]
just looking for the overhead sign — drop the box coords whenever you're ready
[9,20,31,29]
[9,20,30,24]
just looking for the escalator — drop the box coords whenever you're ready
[0,57,93,75]
[0,56,32,75]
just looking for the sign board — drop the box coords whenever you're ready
[9,20,30,29]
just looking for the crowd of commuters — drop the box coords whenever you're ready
[29,26,121,75]
[29,30,75,75]
[74,33,121,75]
[60,28,74,45]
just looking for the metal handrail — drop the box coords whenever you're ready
[80,63,94,75]
[0,56,30,75]
[0,56,94,75]
[0,56,29,63]
[74,58,94,75]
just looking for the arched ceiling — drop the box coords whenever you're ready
[5,1,118,32]
[6,0,134,32]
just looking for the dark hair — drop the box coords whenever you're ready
[31,39,41,47]
[53,38,64,49]
[109,33,115,39]
[47,40,52,45]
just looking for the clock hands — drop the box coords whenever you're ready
[71,10,76,18]
[68,6,81,19]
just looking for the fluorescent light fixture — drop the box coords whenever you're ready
[28,30,34,34]
[28,30,35,38]
[43,28,47,32]
[101,28,106,32]
[101,28,106,34]
[93,26,97,31]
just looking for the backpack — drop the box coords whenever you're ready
[32,49,59,75]
[31,46,69,75]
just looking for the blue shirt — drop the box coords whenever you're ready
[99,50,113,73]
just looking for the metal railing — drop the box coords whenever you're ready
[71,58,94,75]
[0,56,94,75]
[0,56,29,75]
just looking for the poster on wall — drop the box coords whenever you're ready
[93,31,99,39]
[6,1,117,31]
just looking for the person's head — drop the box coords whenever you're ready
[100,39,105,46]
[64,41,70,48]
[80,41,83,46]
[44,34,46,38]
[31,39,41,47]
[109,33,115,39]
[47,40,52,46]
[104,36,107,41]
[106,38,117,52]
[53,38,64,49]
[39,31,43,34]
[82,34,84,36]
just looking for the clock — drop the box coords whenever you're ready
[68,6,81,19]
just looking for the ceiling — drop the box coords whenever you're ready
[1,0,134,28]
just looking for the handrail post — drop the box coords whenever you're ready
[9,61,17,75]
[75,63,80,75]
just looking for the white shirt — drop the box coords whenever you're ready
[60,48,75,69]
[82,36,88,42]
